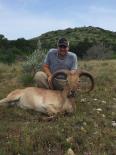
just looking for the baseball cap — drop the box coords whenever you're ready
[57,38,69,47]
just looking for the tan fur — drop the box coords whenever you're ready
[0,70,79,116]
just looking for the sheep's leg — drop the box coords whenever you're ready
[41,115,57,121]
[42,111,73,121]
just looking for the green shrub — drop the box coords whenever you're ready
[20,41,47,86]
[0,48,16,64]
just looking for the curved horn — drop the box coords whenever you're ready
[78,70,95,92]
[50,70,68,89]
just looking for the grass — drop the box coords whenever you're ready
[0,60,116,155]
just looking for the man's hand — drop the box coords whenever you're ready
[48,75,52,87]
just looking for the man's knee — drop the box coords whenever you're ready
[34,71,49,89]
[34,71,47,81]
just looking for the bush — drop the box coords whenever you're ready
[0,48,16,64]
[20,41,47,86]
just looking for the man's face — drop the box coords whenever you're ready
[58,45,69,56]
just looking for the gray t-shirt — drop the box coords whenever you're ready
[43,49,78,73]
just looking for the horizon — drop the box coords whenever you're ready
[1,25,116,41]
[0,0,116,40]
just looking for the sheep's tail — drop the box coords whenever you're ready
[0,98,11,106]
[0,97,20,107]
[0,89,23,107]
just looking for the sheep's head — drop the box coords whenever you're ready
[66,70,80,97]
[51,69,80,97]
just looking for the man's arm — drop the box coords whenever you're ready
[43,64,52,78]
[43,64,52,85]
[71,54,78,70]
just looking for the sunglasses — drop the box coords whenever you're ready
[59,45,67,48]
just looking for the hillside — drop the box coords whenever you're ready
[38,26,116,59]
[0,26,116,63]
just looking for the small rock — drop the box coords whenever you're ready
[112,121,116,127]
[113,98,116,101]
[93,131,98,135]
[80,127,86,132]
[102,114,105,118]
[96,108,102,112]
[101,100,106,104]
[93,98,98,101]
[66,137,75,144]
[66,148,75,155]
[80,98,86,103]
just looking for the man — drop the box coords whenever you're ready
[34,38,78,89]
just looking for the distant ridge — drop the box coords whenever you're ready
[0,26,116,62]
[32,26,116,59]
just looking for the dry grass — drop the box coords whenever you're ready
[0,60,116,155]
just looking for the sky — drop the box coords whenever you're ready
[0,0,116,40]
